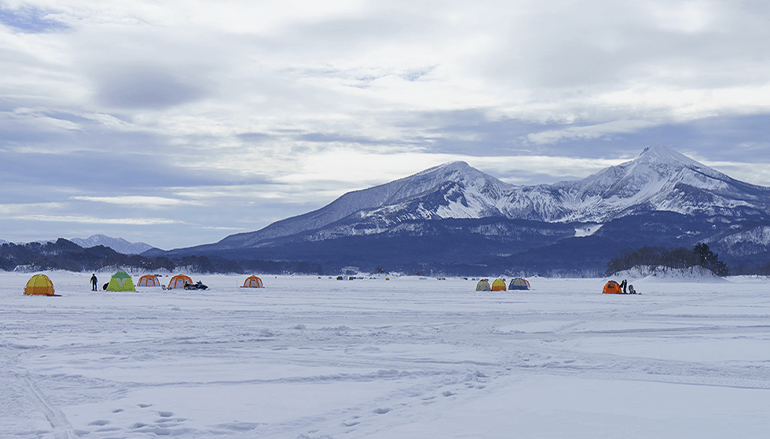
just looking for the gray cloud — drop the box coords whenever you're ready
[94,67,206,110]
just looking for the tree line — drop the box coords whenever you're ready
[606,243,728,276]
[0,239,323,275]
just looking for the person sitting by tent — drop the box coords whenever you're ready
[90,274,98,291]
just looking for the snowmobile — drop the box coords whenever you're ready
[184,281,208,290]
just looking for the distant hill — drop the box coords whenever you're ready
[71,234,156,255]
[0,239,321,274]
[145,145,770,276]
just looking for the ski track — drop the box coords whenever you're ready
[2,274,769,438]
[20,374,76,439]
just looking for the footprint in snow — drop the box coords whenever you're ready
[158,411,174,417]
[373,408,391,414]
[211,422,259,432]
[138,403,152,408]
[88,420,109,426]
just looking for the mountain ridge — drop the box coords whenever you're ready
[146,145,770,275]
[0,235,156,255]
[70,235,156,255]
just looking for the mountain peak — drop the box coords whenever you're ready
[414,161,505,185]
[640,143,676,157]
[71,234,155,254]
[436,161,471,170]
[636,144,700,168]
[413,161,473,177]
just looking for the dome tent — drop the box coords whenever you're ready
[509,278,531,290]
[241,275,264,288]
[168,274,193,289]
[491,279,507,291]
[136,274,160,287]
[24,274,59,296]
[475,279,491,291]
[602,281,622,294]
[106,271,136,292]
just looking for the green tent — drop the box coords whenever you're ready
[475,279,491,291]
[106,271,136,292]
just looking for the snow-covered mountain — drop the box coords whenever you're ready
[70,234,155,255]
[351,144,769,227]
[197,145,769,247]
[152,145,770,273]
[209,161,511,250]
[540,145,769,222]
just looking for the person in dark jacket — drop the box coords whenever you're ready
[90,274,98,291]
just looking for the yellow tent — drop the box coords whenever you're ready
[24,274,59,296]
[241,275,264,288]
[491,278,507,291]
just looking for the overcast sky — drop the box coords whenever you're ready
[2,0,770,250]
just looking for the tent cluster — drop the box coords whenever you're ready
[475,277,638,295]
[21,272,269,296]
[23,272,639,297]
[475,277,531,292]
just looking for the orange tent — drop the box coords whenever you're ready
[136,274,161,287]
[491,278,507,291]
[24,274,60,296]
[168,274,193,289]
[241,275,264,288]
[602,281,623,294]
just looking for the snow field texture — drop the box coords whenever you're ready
[2,272,769,438]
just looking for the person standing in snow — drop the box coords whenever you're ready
[90,274,98,291]
[620,279,628,294]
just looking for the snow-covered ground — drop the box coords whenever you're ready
[2,272,769,438]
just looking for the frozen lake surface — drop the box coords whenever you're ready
[2,272,769,438]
